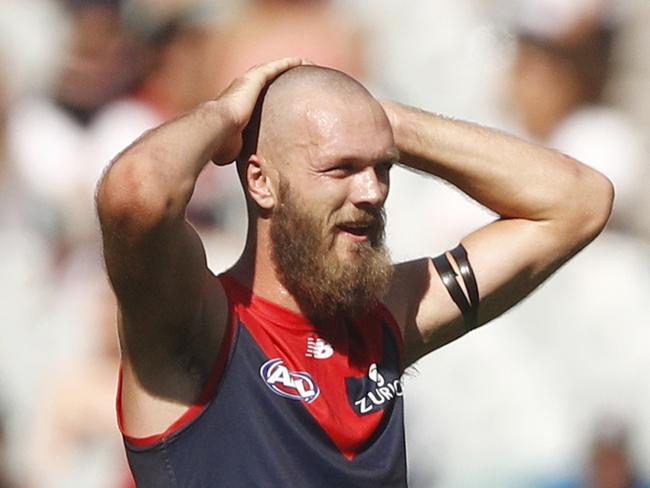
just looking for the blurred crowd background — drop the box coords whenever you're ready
[0,0,649,487]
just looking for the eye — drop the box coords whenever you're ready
[326,163,354,176]
[376,161,394,178]
[377,161,393,172]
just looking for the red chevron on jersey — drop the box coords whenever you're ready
[225,274,404,461]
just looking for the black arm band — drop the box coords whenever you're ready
[432,244,480,332]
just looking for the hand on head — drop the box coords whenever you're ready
[211,58,312,165]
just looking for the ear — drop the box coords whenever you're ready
[246,154,277,210]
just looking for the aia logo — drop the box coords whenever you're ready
[260,358,320,403]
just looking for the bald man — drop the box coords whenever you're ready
[97,59,613,487]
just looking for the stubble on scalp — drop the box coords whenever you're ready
[270,180,393,323]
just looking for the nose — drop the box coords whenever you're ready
[350,166,388,208]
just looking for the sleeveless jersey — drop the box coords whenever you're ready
[118,273,407,487]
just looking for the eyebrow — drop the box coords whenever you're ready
[321,150,400,169]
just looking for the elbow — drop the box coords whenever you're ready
[572,167,615,245]
[96,159,185,242]
[585,170,614,237]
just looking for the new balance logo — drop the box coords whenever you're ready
[305,337,334,359]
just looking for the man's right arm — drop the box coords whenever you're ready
[96,102,231,424]
[96,58,307,437]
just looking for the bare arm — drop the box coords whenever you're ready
[96,58,308,436]
[381,102,614,364]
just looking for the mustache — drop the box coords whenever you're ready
[334,207,385,228]
[333,207,386,247]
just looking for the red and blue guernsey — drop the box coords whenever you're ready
[118,273,408,487]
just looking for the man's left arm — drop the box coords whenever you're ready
[380,101,614,365]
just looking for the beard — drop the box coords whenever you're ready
[270,181,393,322]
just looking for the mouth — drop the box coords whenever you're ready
[336,222,374,242]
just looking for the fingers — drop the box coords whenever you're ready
[219,58,313,128]
[237,57,312,98]
[246,57,312,84]
[230,58,311,91]
[206,58,313,166]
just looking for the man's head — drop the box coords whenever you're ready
[239,66,398,321]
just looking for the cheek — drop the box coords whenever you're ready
[297,200,336,245]
[306,188,347,224]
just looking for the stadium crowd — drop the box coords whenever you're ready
[0,0,649,486]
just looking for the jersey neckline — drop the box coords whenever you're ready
[219,272,362,333]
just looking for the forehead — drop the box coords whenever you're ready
[298,96,397,165]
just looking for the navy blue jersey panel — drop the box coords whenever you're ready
[125,442,176,488]
[125,315,407,487]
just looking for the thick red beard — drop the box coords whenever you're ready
[270,181,393,323]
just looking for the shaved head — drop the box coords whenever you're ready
[239,65,384,173]
[259,66,375,155]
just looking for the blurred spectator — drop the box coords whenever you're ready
[0,3,137,485]
[93,0,245,271]
[509,0,645,233]
[0,0,67,102]
[117,0,219,118]
[605,1,650,242]
[209,0,366,92]
[382,2,650,487]
[0,1,648,487]
[543,420,650,488]
[1,0,68,472]
[377,0,501,265]
[27,281,133,488]
[6,0,147,267]
[587,432,648,488]
[56,0,146,125]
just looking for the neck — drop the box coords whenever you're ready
[229,218,304,315]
